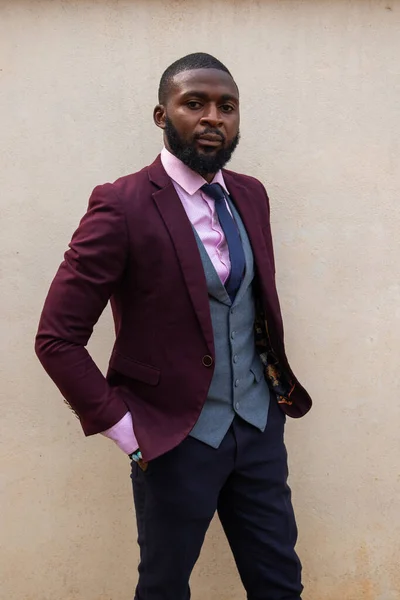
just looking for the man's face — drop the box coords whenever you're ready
[154,68,240,177]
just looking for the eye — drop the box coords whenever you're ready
[186,101,203,110]
[220,104,235,113]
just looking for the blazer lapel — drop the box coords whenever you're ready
[148,157,215,353]
[223,171,280,330]
[223,172,271,281]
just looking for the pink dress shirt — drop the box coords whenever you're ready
[160,147,231,282]
[102,148,230,454]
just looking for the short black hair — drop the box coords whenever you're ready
[158,52,233,104]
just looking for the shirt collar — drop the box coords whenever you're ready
[161,147,229,196]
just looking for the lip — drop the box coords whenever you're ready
[197,135,223,148]
[198,134,223,142]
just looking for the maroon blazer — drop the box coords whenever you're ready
[35,156,312,461]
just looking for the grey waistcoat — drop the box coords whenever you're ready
[189,198,271,448]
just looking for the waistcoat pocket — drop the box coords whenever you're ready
[250,358,264,383]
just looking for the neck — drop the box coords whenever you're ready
[203,172,216,183]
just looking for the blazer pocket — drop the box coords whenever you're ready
[109,352,160,386]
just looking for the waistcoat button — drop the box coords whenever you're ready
[202,355,213,367]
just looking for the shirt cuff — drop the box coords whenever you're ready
[101,411,138,455]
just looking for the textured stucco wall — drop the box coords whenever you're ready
[1,1,399,599]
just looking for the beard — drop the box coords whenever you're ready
[164,116,240,177]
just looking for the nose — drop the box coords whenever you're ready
[200,104,223,128]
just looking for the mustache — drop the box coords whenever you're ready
[195,127,226,143]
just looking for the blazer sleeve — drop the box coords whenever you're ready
[35,183,130,435]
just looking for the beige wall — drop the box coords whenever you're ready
[1,1,399,598]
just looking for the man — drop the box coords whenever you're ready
[35,53,312,600]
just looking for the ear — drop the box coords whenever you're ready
[153,104,166,130]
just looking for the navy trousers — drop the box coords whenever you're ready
[131,398,302,600]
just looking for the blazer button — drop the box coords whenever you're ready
[202,355,213,367]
